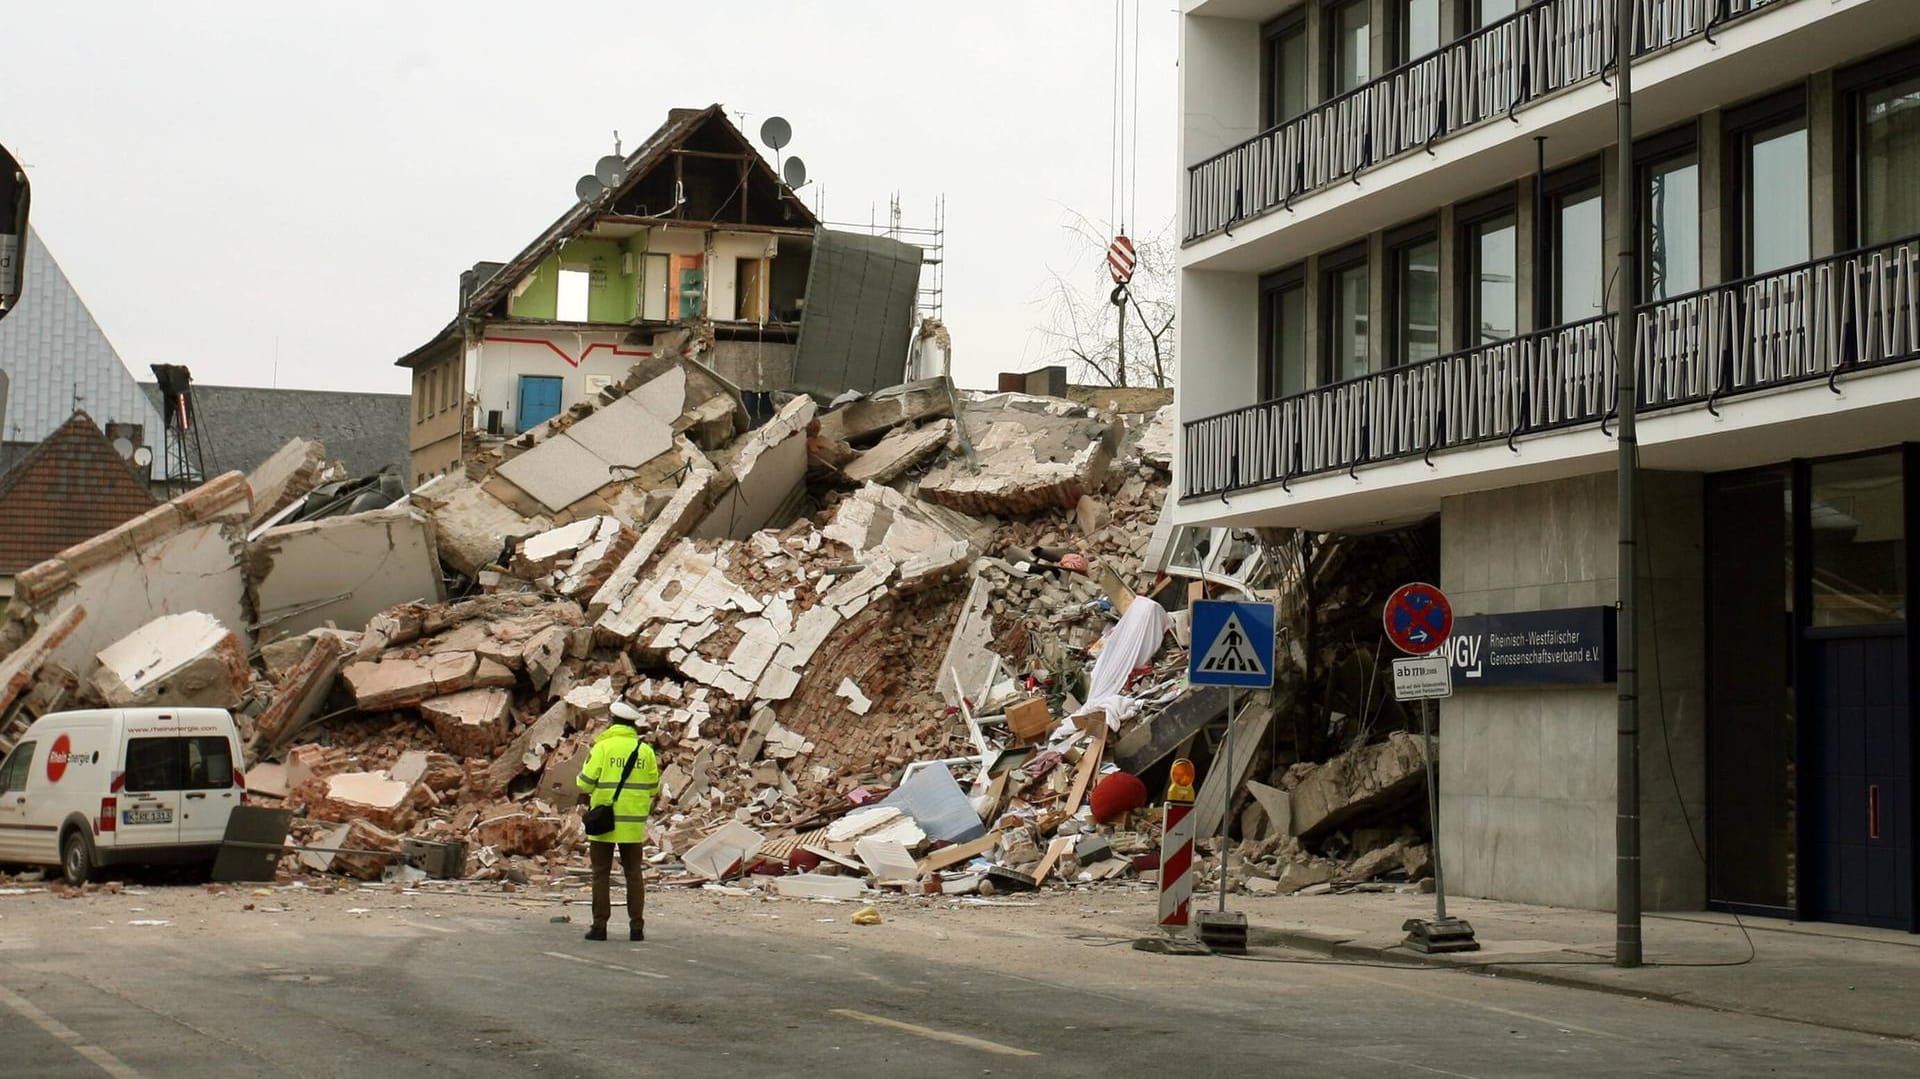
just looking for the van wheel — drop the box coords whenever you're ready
[61,831,96,887]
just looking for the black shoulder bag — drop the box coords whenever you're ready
[582,748,640,836]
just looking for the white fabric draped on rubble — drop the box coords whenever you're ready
[1064,597,1173,734]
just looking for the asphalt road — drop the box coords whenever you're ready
[2,886,1915,1078]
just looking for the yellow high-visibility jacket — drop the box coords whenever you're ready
[576,724,660,843]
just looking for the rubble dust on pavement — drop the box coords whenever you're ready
[0,344,1442,913]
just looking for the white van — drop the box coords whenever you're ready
[0,708,247,885]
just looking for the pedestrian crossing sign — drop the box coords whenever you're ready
[1188,600,1276,689]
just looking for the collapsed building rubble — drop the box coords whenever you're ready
[0,357,1443,902]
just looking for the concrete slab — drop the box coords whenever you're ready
[250,506,445,639]
[90,611,250,709]
[496,434,610,515]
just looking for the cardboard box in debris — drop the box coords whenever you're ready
[0,347,1433,899]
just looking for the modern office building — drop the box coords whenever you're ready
[1173,0,1920,929]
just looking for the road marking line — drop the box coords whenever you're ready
[830,1008,1039,1057]
[0,982,142,1078]
[541,950,669,980]
[399,921,457,934]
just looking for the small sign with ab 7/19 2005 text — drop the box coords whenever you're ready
[1392,655,1452,702]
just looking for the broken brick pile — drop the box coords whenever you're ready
[0,343,1436,898]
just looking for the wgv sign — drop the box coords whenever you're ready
[1441,606,1617,687]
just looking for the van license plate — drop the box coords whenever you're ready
[123,808,173,826]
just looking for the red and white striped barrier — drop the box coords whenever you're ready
[1159,799,1196,929]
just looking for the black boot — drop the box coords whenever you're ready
[630,924,645,942]
[584,926,607,941]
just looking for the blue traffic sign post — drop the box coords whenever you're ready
[1186,600,1275,952]
[1382,582,1478,954]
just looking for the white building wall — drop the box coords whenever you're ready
[471,327,652,435]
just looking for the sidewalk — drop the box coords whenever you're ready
[1228,890,1920,1040]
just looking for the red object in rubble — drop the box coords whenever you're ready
[1059,552,1089,574]
[1090,771,1149,824]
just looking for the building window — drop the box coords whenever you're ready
[1855,73,1920,245]
[1459,194,1518,348]
[1325,0,1371,97]
[556,267,592,322]
[1548,175,1605,324]
[1469,0,1520,30]
[1321,245,1370,383]
[442,362,457,413]
[1392,0,1442,68]
[1639,128,1702,301]
[1262,14,1310,127]
[1808,451,1906,628]
[415,375,427,423]
[1259,266,1309,399]
[1727,92,1810,278]
[1388,225,1440,366]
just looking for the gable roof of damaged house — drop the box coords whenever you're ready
[395,104,822,370]
[0,410,159,575]
[137,383,411,480]
[0,229,166,449]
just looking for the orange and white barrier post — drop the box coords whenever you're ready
[1158,758,1198,931]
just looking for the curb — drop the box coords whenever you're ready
[1247,925,1920,1044]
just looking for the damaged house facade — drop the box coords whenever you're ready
[398,104,926,485]
[1174,0,1920,930]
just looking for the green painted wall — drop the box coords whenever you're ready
[505,232,651,323]
[508,257,559,319]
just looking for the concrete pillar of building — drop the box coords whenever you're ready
[1180,14,1263,165]
[1371,0,1392,77]
[1438,202,1459,353]
[1515,176,1537,334]
[1369,231,1388,372]
[1809,70,1842,259]
[1306,2,1326,106]
[1304,254,1324,386]
[1437,470,1707,912]
[1174,269,1260,425]
[1699,110,1724,289]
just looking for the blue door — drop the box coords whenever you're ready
[517,376,564,432]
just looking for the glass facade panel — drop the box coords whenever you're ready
[1393,237,1441,366]
[1644,155,1701,301]
[1396,0,1441,66]
[1265,284,1309,398]
[1809,453,1907,627]
[1268,21,1309,125]
[1706,467,1797,911]
[1327,263,1370,383]
[1329,0,1371,96]
[1860,76,1920,244]
[1465,213,1518,347]
[1473,0,1518,28]
[1746,120,1810,275]
[1555,187,1605,322]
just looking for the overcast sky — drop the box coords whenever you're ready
[1,2,1176,395]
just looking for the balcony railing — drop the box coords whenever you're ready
[1186,0,1788,242]
[1181,233,1920,500]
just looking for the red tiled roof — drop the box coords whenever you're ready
[0,410,160,574]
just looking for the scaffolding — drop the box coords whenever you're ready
[821,192,945,322]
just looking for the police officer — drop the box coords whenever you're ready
[575,701,661,941]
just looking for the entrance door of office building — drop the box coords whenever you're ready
[1707,448,1915,931]
[1804,634,1912,929]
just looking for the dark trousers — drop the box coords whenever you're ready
[590,841,645,930]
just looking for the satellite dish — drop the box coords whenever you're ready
[760,116,792,151]
[575,175,606,203]
[783,157,808,189]
[132,446,153,468]
[594,154,627,188]
[111,436,133,459]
